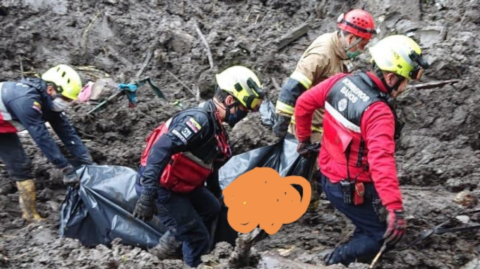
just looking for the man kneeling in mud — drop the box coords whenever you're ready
[133,66,265,267]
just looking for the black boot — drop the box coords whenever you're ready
[149,231,183,260]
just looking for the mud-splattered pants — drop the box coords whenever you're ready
[135,179,221,267]
[320,173,387,266]
[0,133,33,181]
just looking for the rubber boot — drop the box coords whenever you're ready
[16,179,44,221]
[149,230,183,260]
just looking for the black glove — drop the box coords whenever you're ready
[383,209,406,246]
[297,139,316,158]
[133,192,157,222]
[273,114,291,137]
[62,165,80,187]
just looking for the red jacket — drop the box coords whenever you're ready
[294,72,403,211]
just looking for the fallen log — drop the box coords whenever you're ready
[408,79,460,90]
[275,22,310,51]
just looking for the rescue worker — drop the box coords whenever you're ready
[273,9,377,213]
[133,66,265,267]
[293,35,429,265]
[0,64,95,221]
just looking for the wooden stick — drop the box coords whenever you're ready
[271,77,281,92]
[275,22,310,50]
[369,244,386,269]
[166,70,196,96]
[193,21,215,70]
[82,10,101,52]
[408,79,460,90]
[458,0,476,31]
[134,50,153,81]
[19,56,24,79]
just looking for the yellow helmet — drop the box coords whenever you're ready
[41,64,82,100]
[215,66,265,111]
[369,35,429,80]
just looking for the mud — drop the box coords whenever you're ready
[1,0,480,268]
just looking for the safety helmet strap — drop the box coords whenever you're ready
[340,30,364,52]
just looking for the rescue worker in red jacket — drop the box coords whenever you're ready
[133,66,265,267]
[0,65,94,221]
[272,9,377,213]
[293,35,430,265]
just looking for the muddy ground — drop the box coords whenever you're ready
[1,0,480,268]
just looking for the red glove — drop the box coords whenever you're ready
[383,209,406,246]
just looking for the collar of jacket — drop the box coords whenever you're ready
[331,31,348,60]
[20,78,55,110]
[365,71,389,94]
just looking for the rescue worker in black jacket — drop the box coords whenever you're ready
[0,64,94,221]
[133,66,265,267]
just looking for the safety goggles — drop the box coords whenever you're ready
[233,78,265,111]
[408,51,430,80]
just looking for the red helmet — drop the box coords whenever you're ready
[337,9,377,40]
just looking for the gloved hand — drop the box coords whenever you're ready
[62,165,80,187]
[133,193,157,221]
[297,139,315,158]
[273,114,291,137]
[383,209,406,246]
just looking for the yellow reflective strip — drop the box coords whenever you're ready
[275,101,294,115]
[290,71,313,89]
[291,115,323,133]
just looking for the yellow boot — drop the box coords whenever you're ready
[16,179,44,221]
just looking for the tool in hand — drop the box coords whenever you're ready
[404,208,480,249]
[369,243,386,269]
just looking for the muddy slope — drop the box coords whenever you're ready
[1,0,480,268]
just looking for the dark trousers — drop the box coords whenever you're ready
[135,179,221,267]
[0,133,33,181]
[320,174,387,266]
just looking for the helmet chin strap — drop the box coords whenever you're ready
[340,31,363,54]
[373,64,404,95]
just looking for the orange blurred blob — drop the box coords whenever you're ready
[222,167,311,235]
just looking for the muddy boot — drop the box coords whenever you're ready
[16,179,44,221]
[0,180,14,195]
[149,230,183,260]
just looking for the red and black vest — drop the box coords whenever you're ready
[322,72,403,178]
[140,110,231,193]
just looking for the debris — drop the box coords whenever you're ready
[193,20,215,70]
[405,209,480,249]
[408,79,460,90]
[271,77,281,92]
[166,70,196,97]
[453,190,478,208]
[275,22,310,50]
[456,215,470,224]
[257,253,330,269]
[18,56,24,79]
[134,50,153,81]
[81,10,102,53]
